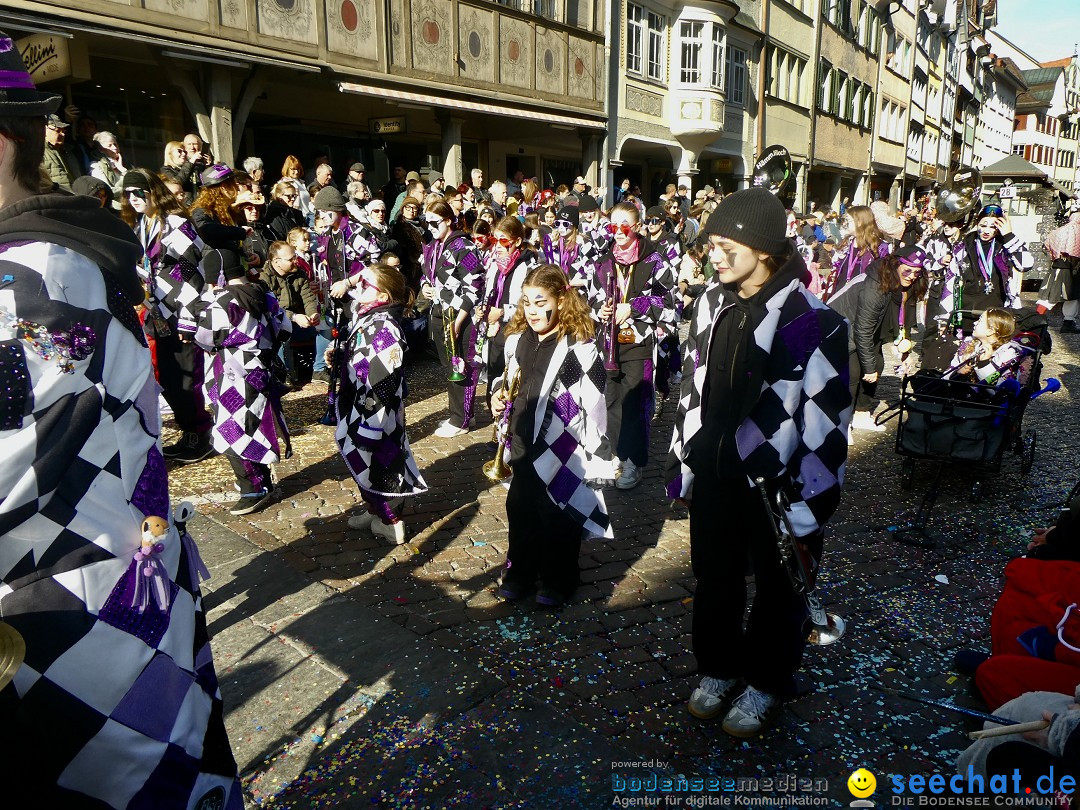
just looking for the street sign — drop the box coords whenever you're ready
[370,116,406,135]
[17,33,71,84]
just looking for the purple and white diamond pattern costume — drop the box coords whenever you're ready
[335,308,428,498]
[193,285,291,463]
[665,276,852,539]
[0,236,241,808]
[497,332,613,539]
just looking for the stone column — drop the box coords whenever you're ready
[436,111,465,188]
[579,128,601,194]
[208,66,233,168]
[674,146,700,192]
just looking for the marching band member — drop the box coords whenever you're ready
[193,250,292,515]
[476,216,540,409]
[543,205,590,288]
[642,205,684,420]
[822,205,891,302]
[924,205,1032,370]
[492,264,612,608]
[334,264,428,545]
[593,202,677,489]
[421,199,485,437]
[667,189,851,737]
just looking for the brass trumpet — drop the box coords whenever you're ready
[755,477,846,646]
[443,307,466,382]
[483,366,522,481]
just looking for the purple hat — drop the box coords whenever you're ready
[0,33,62,116]
[200,163,234,187]
[895,245,928,268]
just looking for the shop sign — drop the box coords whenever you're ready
[713,158,733,172]
[370,116,406,135]
[17,34,71,84]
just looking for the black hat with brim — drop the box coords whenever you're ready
[0,33,62,116]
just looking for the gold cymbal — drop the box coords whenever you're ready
[0,621,26,691]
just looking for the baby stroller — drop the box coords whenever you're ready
[882,313,1058,545]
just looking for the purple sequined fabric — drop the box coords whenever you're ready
[99,566,178,647]
[778,310,821,368]
[131,446,170,521]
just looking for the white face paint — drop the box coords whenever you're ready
[521,284,561,338]
[977,217,998,241]
[493,230,520,261]
[786,213,798,238]
[425,216,451,241]
[127,190,147,214]
[840,215,854,237]
[610,211,637,248]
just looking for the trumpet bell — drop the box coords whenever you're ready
[448,370,467,382]
[0,621,26,690]
[806,613,847,646]
[483,456,512,481]
[935,167,983,224]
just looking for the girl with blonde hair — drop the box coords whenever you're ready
[823,204,891,301]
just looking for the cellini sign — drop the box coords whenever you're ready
[17,33,71,84]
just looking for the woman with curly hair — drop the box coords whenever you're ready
[191,164,248,274]
[119,167,214,463]
[492,264,612,608]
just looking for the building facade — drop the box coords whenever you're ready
[6,0,608,193]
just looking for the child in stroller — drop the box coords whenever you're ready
[943,308,1035,387]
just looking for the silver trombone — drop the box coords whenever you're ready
[755,477,846,646]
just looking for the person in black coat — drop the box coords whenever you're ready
[828,245,928,433]
[264,180,307,241]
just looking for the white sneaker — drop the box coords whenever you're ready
[348,512,376,530]
[850,410,885,432]
[721,686,781,737]
[372,517,406,544]
[616,459,642,489]
[687,676,740,720]
[434,420,469,438]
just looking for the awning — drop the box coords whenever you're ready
[338,81,606,130]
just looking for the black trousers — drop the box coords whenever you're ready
[485,329,508,414]
[284,324,316,385]
[225,450,271,494]
[156,333,212,434]
[606,353,652,467]
[429,307,477,429]
[688,468,821,698]
[848,349,883,411]
[504,463,583,595]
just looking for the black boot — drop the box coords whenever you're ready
[1060,320,1080,334]
[173,431,215,464]
[162,431,189,459]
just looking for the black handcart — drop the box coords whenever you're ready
[883,321,1057,546]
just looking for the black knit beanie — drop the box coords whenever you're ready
[576,194,599,214]
[703,188,789,255]
[121,170,151,191]
[555,206,579,228]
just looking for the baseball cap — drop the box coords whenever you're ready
[574,175,586,185]
[46,113,69,129]
[405,171,421,183]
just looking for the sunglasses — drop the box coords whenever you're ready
[370,208,386,214]
[553,219,574,229]
[605,222,635,236]
[645,217,664,226]
[982,205,1004,218]
[126,188,148,200]
[281,194,297,201]
[493,236,516,248]
[358,276,382,292]
[424,218,444,227]
[473,235,492,248]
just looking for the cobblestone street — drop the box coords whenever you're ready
[171,320,1080,809]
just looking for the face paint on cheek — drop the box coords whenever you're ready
[723,248,740,268]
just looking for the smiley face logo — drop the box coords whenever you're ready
[848,768,876,799]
